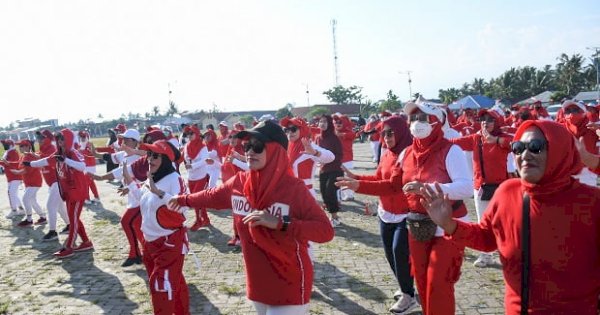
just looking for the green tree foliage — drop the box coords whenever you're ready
[305,106,329,119]
[166,101,179,116]
[323,85,363,104]
[438,52,596,101]
[275,103,294,119]
[378,90,402,112]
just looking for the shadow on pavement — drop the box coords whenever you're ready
[44,254,138,314]
[312,261,386,315]
[188,283,223,314]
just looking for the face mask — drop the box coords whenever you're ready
[511,111,518,116]
[410,121,433,139]
[79,139,88,148]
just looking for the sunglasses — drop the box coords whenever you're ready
[564,107,582,115]
[146,151,161,159]
[381,129,395,138]
[243,139,265,154]
[408,113,429,123]
[510,139,547,155]
[283,126,298,133]
[478,116,495,123]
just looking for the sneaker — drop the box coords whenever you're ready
[5,210,19,219]
[34,217,47,225]
[473,253,493,268]
[84,200,92,205]
[42,230,59,242]
[60,225,70,234]
[17,219,33,227]
[227,236,241,246]
[331,218,341,228]
[74,241,94,252]
[393,289,402,300]
[389,293,418,314]
[121,256,142,267]
[53,247,74,259]
[92,198,101,204]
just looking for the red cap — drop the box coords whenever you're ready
[1,139,15,146]
[115,123,127,134]
[139,140,175,162]
[16,139,32,147]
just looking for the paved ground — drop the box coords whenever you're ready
[0,142,505,314]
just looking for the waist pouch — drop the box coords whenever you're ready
[406,212,437,242]
[480,184,500,201]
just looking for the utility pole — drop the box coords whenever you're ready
[305,83,310,106]
[399,71,413,100]
[331,19,340,86]
[586,47,600,101]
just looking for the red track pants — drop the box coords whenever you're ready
[121,206,144,258]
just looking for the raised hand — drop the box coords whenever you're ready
[419,182,456,234]
[301,138,316,156]
[167,196,184,213]
[335,176,359,191]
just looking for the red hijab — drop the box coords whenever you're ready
[281,117,310,163]
[563,104,590,138]
[204,129,218,151]
[478,109,505,136]
[410,113,447,164]
[243,142,294,210]
[514,120,583,198]
[184,125,204,159]
[383,116,412,155]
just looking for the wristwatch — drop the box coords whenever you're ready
[280,215,290,231]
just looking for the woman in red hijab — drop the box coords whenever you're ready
[168,120,334,314]
[316,114,344,227]
[335,116,418,314]
[182,125,211,230]
[338,102,473,315]
[422,120,600,315]
[449,109,512,267]
[560,100,599,187]
[333,114,357,201]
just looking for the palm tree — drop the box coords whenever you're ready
[555,53,585,96]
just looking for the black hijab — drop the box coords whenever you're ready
[151,142,181,183]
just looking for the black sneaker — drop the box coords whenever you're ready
[60,225,70,234]
[42,231,58,242]
[121,256,143,267]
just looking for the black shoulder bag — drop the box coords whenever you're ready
[478,138,499,201]
[520,193,531,315]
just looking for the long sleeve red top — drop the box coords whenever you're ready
[448,179,600,314]
[449,133,512,189]
[355,149,408,214]
[177,172,334,305]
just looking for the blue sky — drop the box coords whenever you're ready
[0,0,599,127]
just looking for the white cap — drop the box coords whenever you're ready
[118,129,141,142]
[219,121,228,127]
[404,101,444,122]
[562,100,586,113]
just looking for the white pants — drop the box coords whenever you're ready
[252,301,309,315]
[23,187,45,218]
[47,183,69,230]
[340,161,354,200]
[207,165,221,188]
[7,180,23,210]
[473,188,491,223]
[369,141,381,162]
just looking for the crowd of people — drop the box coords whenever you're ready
[0,98,599,314]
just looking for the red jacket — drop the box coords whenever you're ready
[38,139,58,186]
[449,179,600,314]
[20,153,43,187]
[1,148,22,182]
[77,142,97,167]
[55,129,89,201]
[178,172,334,305]
[337,131,355,163]
[450,133,512,189]
[355,149,408,214]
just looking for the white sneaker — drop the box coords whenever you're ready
[389,293,418,314]
[393,289,402,300]
[331,218,341,227]
[5,210,19,219]
[84,200,92,205]
[473,253,493,268]
[92,198,101,204]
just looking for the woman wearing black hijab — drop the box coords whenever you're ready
[315,114,344,227]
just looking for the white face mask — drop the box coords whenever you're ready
[410,121,434,139]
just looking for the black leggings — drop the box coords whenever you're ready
[319,170,343,214]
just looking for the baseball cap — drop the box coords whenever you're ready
[234,120,288,149]
[117,129,141,142]
[139,140,176,162]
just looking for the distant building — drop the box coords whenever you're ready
[574,90,600,103]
